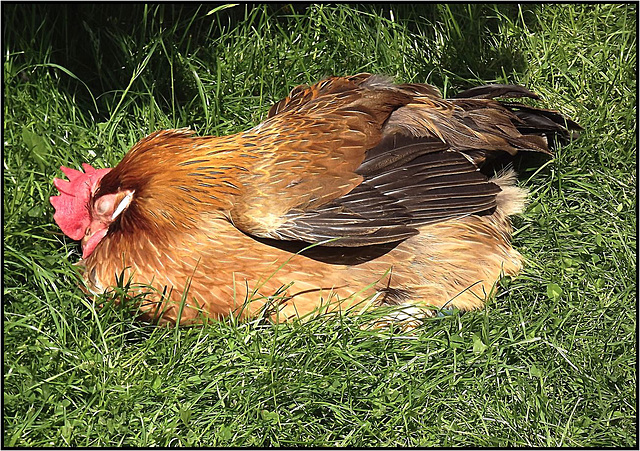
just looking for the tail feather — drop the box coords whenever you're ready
[454,83,540,100]
[502,102,583,144]
[454,83,582,147]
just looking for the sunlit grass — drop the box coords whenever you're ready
[3,3,636,446]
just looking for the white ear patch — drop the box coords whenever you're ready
[111,190,135,220]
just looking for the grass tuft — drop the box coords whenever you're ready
[3,3,636,447]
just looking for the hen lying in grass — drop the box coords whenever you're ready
[51,74,580,325]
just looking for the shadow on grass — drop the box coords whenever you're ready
[4,3,544,122]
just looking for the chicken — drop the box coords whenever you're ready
[51,74,580,326]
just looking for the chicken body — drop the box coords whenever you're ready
[51,74,579,325]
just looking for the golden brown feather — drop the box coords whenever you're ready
[51,73,580,325]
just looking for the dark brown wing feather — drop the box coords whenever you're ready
[269,135,500,246]
[232,75,579,247]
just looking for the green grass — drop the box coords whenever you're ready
[3,3,636,447]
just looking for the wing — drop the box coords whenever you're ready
[229,74,414,239]
[229,75,575,247]
[264,134,501,246]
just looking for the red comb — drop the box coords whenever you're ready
[50,164,112,240]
